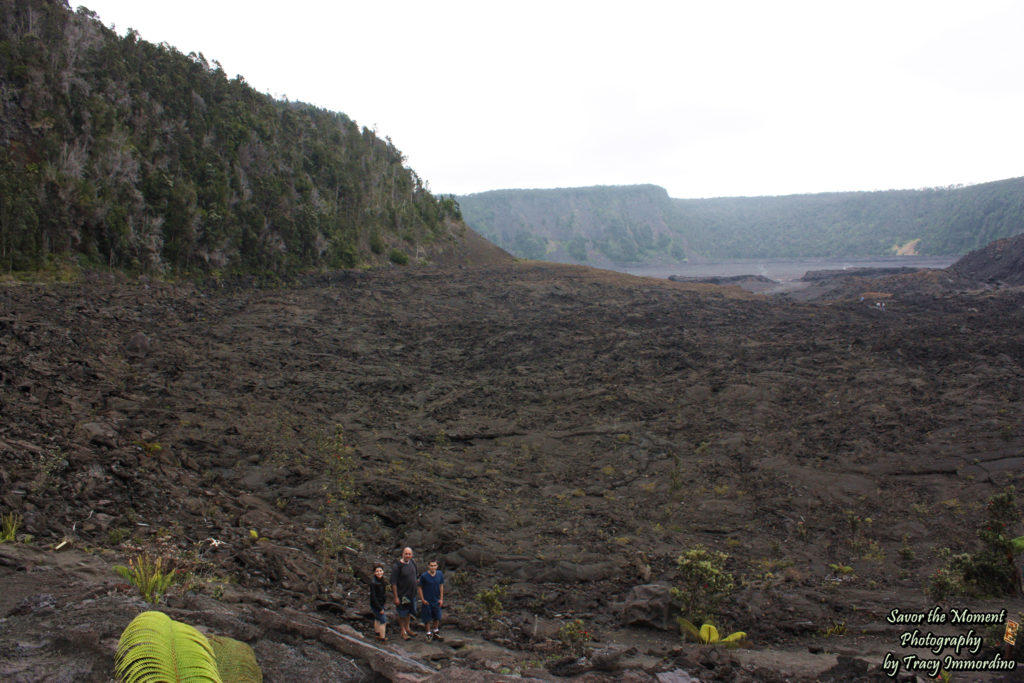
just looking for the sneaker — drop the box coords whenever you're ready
[426,632,434,641]
[432,631,443,641]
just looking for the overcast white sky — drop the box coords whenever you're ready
[79,0,1024,199]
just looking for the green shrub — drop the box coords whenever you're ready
[927,559,969,601]
[556,618,593,657]
[829,563,854,576]
[369,230,385,254]
[475,582,507,619]
[928,488,1020,599]
[670,545,735,623]
[107,527,132,546]
[388,248,408,265]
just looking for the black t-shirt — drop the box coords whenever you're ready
[391,559,418,600]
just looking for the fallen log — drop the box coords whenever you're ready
[254,607,434,680]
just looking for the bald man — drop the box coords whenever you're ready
[391,546,419,639]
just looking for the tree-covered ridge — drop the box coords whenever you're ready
[0,0,465,272]
[675,177,1024,259]
[458,178,1024,263]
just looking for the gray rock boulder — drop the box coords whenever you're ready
[620,583,677,631]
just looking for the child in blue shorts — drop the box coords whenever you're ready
[417,560,445,640]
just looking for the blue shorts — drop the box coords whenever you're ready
[396,597,417,617]
[373,610,388,624]
[421,601,442,623]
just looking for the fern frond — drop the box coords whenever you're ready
[720,630,747,645]
[677,617,702,642]
[677,617,747,647]
[209,634,263,683]
[114,611,222,683]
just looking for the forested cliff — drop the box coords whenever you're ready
[455,185,686,263]
[675,177,1024,259]
[458,178,1024,263]
[0,0,476,273]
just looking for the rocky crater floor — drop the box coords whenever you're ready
[2,261,1024,681]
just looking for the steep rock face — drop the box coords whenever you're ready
[949,232,1024,286]
[458,185,687,264]
[0,0,507,272]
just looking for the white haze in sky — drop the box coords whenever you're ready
[78,0,1024,198]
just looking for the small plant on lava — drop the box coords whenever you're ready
[670,544,736,624]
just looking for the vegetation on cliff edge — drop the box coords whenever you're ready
[0,0,464,273]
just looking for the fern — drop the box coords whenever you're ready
[0,512,21,542]
[114,611,222,683]
[209,635,263,683]
[114,554,178,604]
[678,618,747,647]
